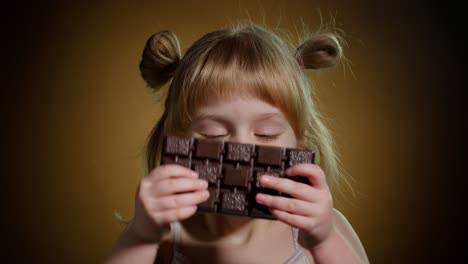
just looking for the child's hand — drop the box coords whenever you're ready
[255,163,334,249]
[131,164,209,242]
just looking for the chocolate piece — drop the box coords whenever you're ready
[288,149,314,166]
[257,146,285,166]
[223,166,250,187]
[162,156,191,168]
[160,135,315,220]
[221,190,248,215]
[165,136,192,156]
[194,163,220,184]
[225,142,254,163]
[195,139,223,159]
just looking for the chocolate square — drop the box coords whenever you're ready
[194,163,220,184]
[255,168,281,186]
[161,156,190,167]
[161,156,176,165]
[225,143,253,162]
[223,166,250,187]
[264,169,282,177]
[221,191,247,214]
[175,158,191,168]
[256,146,285,166]
[165,136,191,156]
[195,139,223,159]
[288,149,315,167]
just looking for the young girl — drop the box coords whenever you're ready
[107,21,369,264]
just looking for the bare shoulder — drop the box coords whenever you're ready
[332,209,361,241]
[332,209,368,261]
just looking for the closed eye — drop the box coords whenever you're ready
[255,133,281,142]
[199,133,228,139]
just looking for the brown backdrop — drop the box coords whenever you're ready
[5,1,464,263]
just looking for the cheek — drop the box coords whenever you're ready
[278,129,298,148]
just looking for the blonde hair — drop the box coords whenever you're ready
[140,21,347,195]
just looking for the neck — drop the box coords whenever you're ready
[185,213,274,246]
[204,214,252,238]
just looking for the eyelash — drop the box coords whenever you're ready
[200,133,227,139]
[255,134,281,142]
[199,133,281,141]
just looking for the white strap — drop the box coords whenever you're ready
[172,221,182,253]
[292,227,299,250]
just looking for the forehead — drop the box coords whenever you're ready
[193,97,288,123]
[197,97,278,112]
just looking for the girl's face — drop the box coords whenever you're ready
[188,98,298,148]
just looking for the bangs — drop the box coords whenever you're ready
[176,31,302,133]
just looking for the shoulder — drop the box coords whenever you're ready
[332,209,353,231]
[332,209,368,261]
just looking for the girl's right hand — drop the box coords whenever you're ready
[130,164,209,242]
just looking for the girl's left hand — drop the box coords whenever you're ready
[255,163,334,249]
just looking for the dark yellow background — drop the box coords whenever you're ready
[5,1,464,263]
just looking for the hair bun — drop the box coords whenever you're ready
[140,31,181,90]
[295,33,343,69]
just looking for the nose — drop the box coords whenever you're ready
[229,131,255,145]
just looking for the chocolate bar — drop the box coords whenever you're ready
[160,135,315,220]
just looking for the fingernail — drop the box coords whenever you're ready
[256,193,265,202]
[199,180,208,187]
[142,178,152,188]
[260,175,270,183]
[191,171,199,178]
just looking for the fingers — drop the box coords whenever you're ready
[258,175,319,202]
[255,164,334,246]
[148,189,210,224]
[270,209,313,231]
[152,190,210,211]
[136,164,210,226]
[285,163,328,189]
[257,164,328,201]
[150,177,208,197]
[140,164,208,197]
[132,164,209,241]
[149,190,210,224]
[152,206,199,224]
[146,164,198,182]
[256,193,317,216]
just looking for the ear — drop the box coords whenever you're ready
[295,33,343,69]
